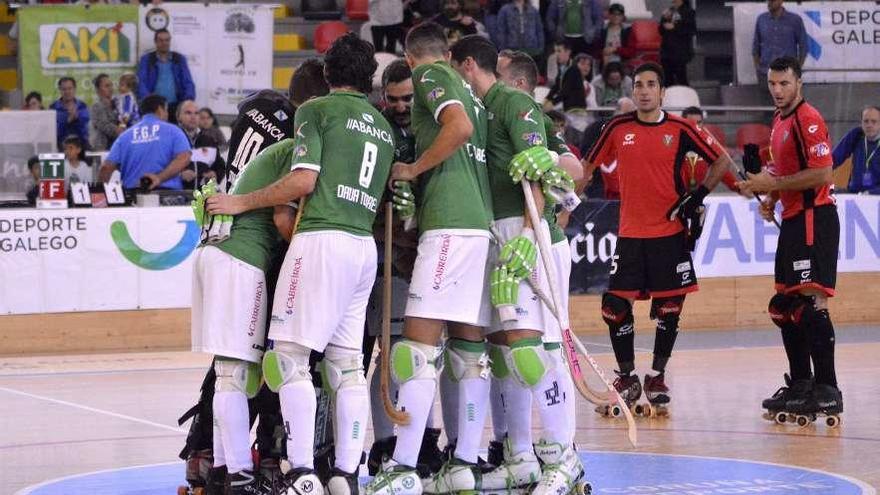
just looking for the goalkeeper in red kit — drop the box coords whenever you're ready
[738,57,843,421]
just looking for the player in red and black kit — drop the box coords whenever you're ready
[738,57,842,420]
[584,63,733,410]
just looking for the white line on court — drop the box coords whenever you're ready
[0,386,187,434]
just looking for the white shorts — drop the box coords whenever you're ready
[191,246,268,364]
[543,239,572,343]
[405,229,492,327]
[269,231,377,351]
[366,273,409,337]
[488,217,551,334]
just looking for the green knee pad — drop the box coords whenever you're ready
[391,339,439,384]
[488,343,510,379]
[506,337,551,387]
[262,344,312,392]
[214,358,262,399]
[443,338,490,382]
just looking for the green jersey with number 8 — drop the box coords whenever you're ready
[411,62,492,233]
[290,91,395,236]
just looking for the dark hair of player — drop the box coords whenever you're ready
[769,56,802,79]
[404,22,448,59]
[450,34,498,73]
[141,94,168,115]
[290,58,330,106]
[323,33,377,95]
[57,76,76,88]
[681,106,703,119]
[93,73,110,89]
[504,51,539,92]
[382,59,412,88]
[154,28,170,41]
[633,62,665,88]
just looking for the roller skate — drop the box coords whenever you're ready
[368,436,396,476]
[787,383,844,428]
[177,449,214,495]
[596,372,641,418]
[257,457,284,493]
[637,373,670,418]
[365,459,422,495]
[417,428,444,478]
[227,470,276,495]
[761,374,794,424]
[485,439,505,471]
[480,448,541,491]
[280,467,324,495]
[763,377,812,426]
[422,456,484,494]
[531,441,591,495]
[326,468,359,495]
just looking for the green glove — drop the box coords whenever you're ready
[192,189,208,227]
[201,178,219,197]
[491,264,519,322]
[392,180,415,220]
[541,166,575,204]
[207,214,233,244]
[498,230,537,281]
[509,146,555,183]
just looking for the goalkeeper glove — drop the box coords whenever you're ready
[509,146,555,183]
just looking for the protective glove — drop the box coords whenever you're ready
[491,264,519,323]
[392,180,415,220]
[192,189,208,227]
[498,228,537,281]
[667,185,709,222]
[207,214,233,244]
[742,143,762,175]
[509,146,555,183]
[684,205,706,252]
[540,166,580,211]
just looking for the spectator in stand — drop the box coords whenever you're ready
[198,107,228,153]
[595,3,635,68]
[370,0,404,53]
[553,53,597,111]
[496,0,544,62]
[117,73,140,128]
[462,0,490,38]
[593,61,632,107]
[680,106,739,192]
[177,100,225,190]
[752,0,806,88]
[26,156,40,206]
[546,0,603,56]
[659,0,696,86]
[24,91,43,110]
[99,94,191,191]
[137,29,196,123]
[832,105,880,194]
[50,77,90,151]
[580,96,635,199]
[545,39,573,107]
[89,73,124,151]
[432,0,478,43]
[62,135,93,185]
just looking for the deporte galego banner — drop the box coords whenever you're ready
[566,195,880,294]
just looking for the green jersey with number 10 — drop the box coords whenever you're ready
[290,91,395,237]
[411,62,492,233]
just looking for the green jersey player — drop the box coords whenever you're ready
[365,23,494,495]
[206,34,394,495]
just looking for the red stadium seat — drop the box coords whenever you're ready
[629,20,661,51]
[703,123,727,148]
[314,21,350,53]
[735,123,772,151]
[346,0,369,21]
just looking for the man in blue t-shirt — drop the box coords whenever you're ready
[833,105,880,194]
[99,94,192,190]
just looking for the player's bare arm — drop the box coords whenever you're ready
[738,166,832,195]
[390,103,473,182]
[700,153,736,192]
[98,159,117,182]
[145,150,192,190]
[559,153,584,182]
[206,169,317,215]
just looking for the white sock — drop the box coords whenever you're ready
[392,377,437,467]
[333,379,369,473]
[490,376,507,442]
[454,375,491,464]
[212,412,227,468]
[370,352,396,441]
[279,380,316,469]
[439,369,458,445]
[549,348,576,443]
[503,376,533,455]
[213,390,252,473]
[534,359,570,445]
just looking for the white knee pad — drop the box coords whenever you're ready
[322,346,365,394]
[444,338,490,383]
[505,339,554,388]
[215,357,262,399]
[262,341,313,393]
[390,339,440,385]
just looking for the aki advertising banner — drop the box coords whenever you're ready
[0,111,57,197]
[0,206,198,315]
[19,4,139,106]
[138,3,274,114]
[565,195,880,293]
[730,1,880,83]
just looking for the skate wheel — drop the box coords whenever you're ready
[774,412,787,424]
[633,403,645,416]
[826,416,840,428]
[573,481,592,495]
[177,486,190,495]
[796,415,810,427]
[610,404,623,417]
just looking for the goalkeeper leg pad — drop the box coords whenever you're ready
[321,346,366,395]
[505,337,552,388]
[444,338,490,383]
[390,339,440,385]
[262,341,313,393]
[214,357,261,399]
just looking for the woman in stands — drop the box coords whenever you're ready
[659,0,696,86]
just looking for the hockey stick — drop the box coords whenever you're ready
[521,180,638,447]
[381,203,411,425]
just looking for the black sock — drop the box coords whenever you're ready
[809,309,837,387]
[609,323,635,373]
[780,322,812,381]
[652,316,679,373]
